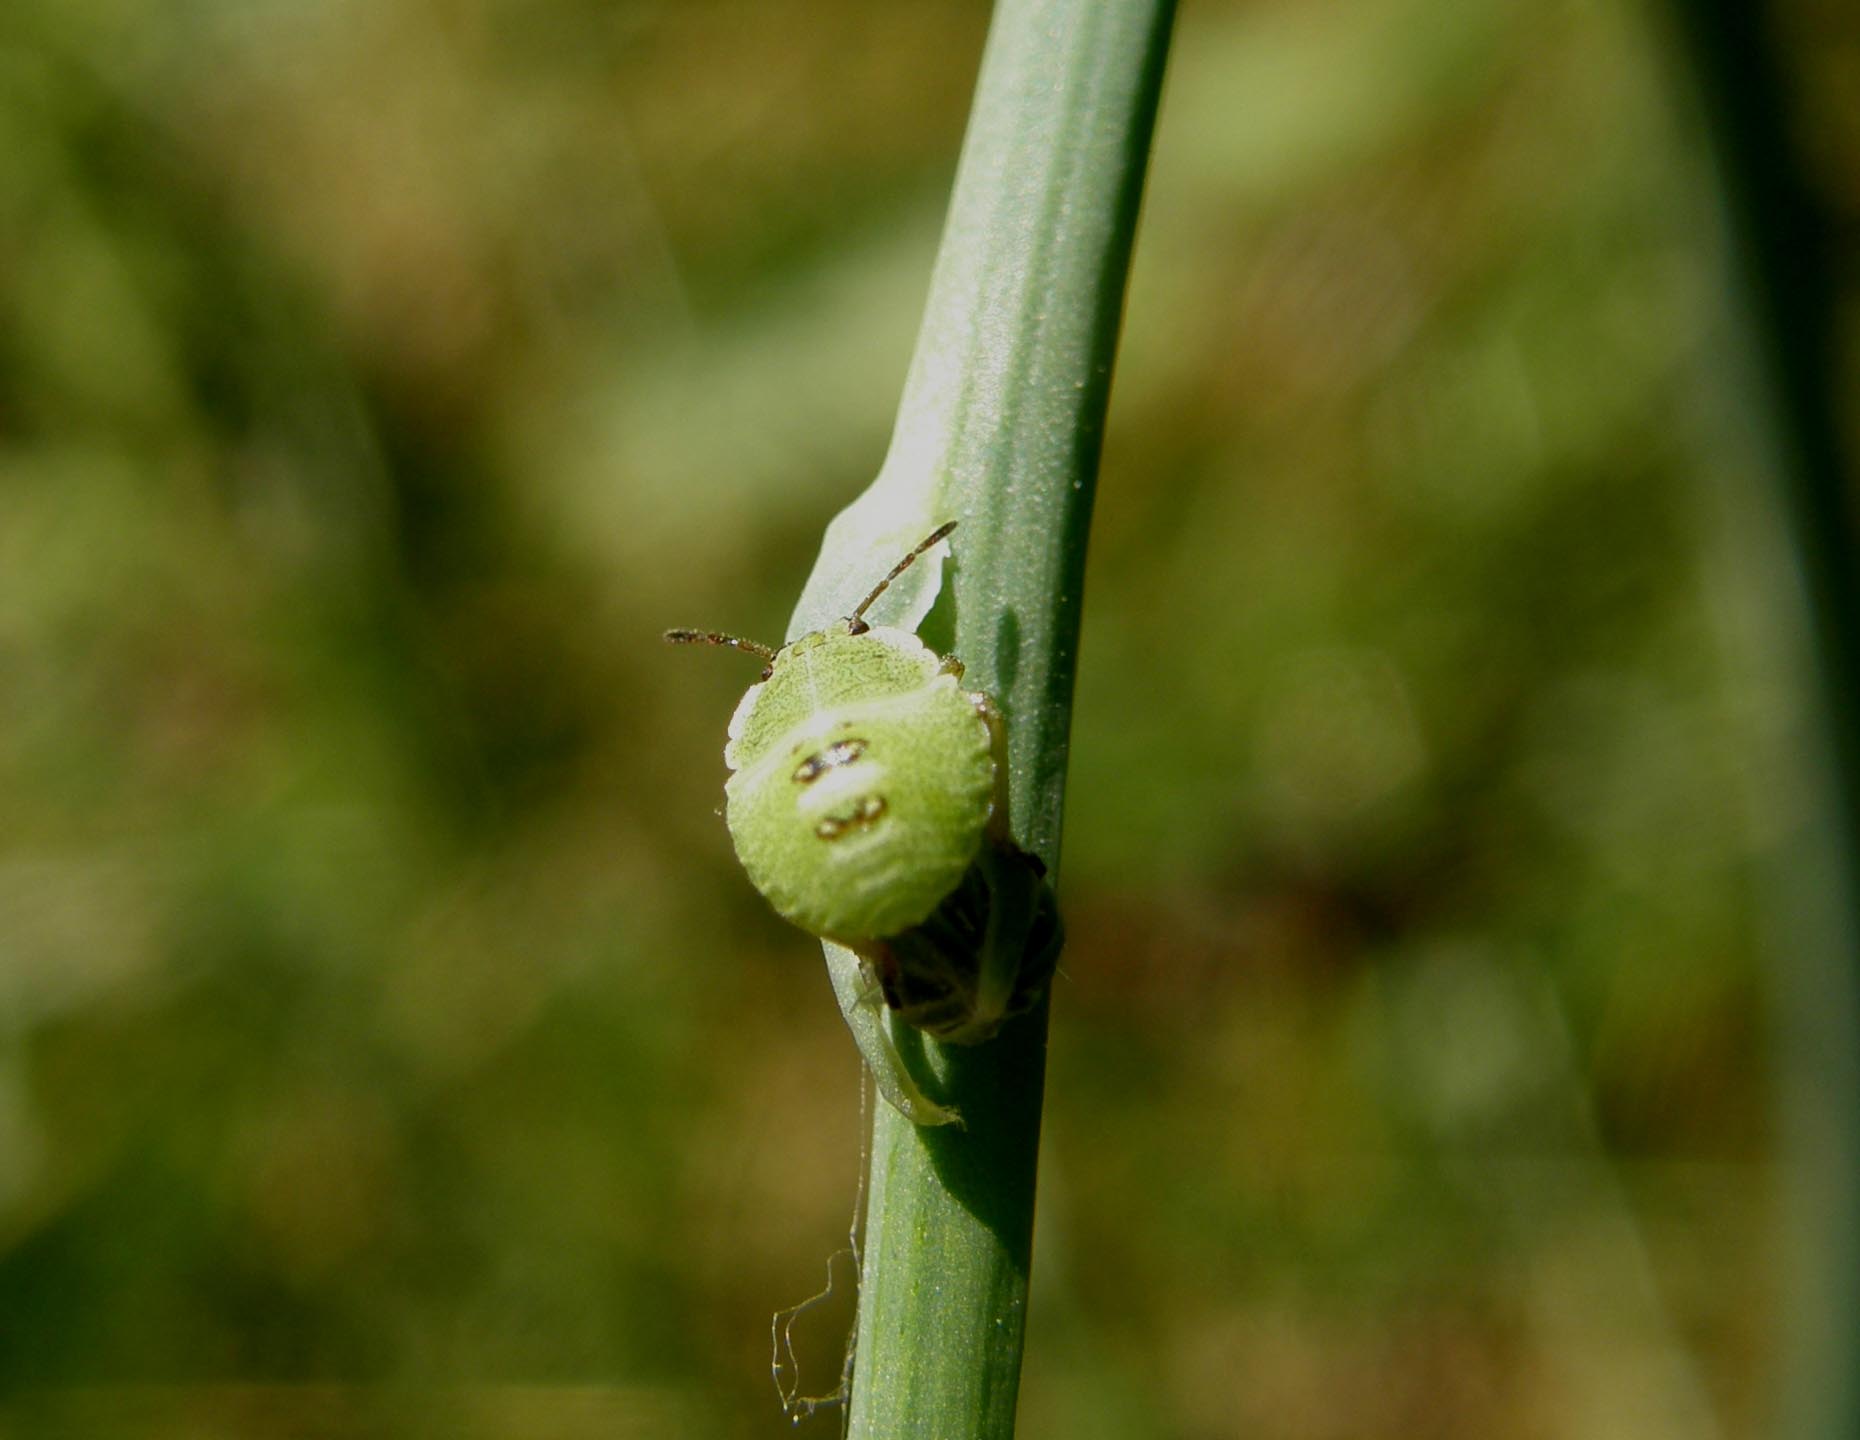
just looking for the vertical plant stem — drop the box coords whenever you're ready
[1669,5,1860,1436]
[789,1,1175,1434]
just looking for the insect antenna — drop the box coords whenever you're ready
[663,628,777,663]
[848,521,958,633]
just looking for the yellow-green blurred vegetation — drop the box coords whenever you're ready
[3,0,1858,1435]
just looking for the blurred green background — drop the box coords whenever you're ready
[3,0,1858,1435]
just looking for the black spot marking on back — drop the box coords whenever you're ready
[814,794,887,841]
[792,738,869,785]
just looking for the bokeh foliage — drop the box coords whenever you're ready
[1,0,1856,1435]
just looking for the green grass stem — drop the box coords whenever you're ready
[786,0,1175,1433]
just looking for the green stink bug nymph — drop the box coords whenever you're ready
[667,523,1061,1049]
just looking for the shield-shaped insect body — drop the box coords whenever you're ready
[723,624,995,942]
[667,523,1062,1051]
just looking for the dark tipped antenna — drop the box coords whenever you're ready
[848,521,958,633]
[663,628,777,663]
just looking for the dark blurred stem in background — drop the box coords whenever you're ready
[1671,3,1860,1434]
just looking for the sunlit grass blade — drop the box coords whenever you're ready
[788,0,1176,1434]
